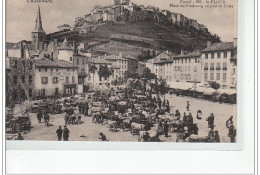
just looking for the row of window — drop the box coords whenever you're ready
[12,75,33,85]
[12,60,33,70]
[155,58,200,65]
[166,74,192,81]
[39,68,75,72]
[204,62,227,70]
[205,52,228,59]
[156,66,197,72]
[41,76,76,84]
[204,73,227,81]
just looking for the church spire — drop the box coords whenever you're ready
[33,5,45,33]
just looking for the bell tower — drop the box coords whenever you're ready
[32,5,46,48]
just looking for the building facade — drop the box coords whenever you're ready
[170,51,202,83]
[201,41,237,89]
[6,57,34,104]
[34,59,78,98]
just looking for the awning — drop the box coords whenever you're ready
[168,82,195,90]
[203,88,217,96]
[195,87,207,93]
[217,89,237,95]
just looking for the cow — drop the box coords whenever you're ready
[108,120,117,132]
[121,118,132,132]
[131,122,144,135]
[138,130,159,142]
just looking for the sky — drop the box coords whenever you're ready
[6,0,237,43]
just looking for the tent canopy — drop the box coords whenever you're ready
[168,82,195,90]
[217,89,237,95]
[203,88,217,96]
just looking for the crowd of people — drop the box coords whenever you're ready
[13,83,236,143]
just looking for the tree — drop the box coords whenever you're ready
[158,78,169,99]
[142,67,157,80]
[89,64,97,87]
[98,65,112,85]
[211,82,220,90]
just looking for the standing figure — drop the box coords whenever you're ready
[56,126,63,141]
[228,123,236,143]
[196,109,202,119]
[186,101,190,111]
[64,113,69,125]
[44,112,50,127]
[63,126,70,141]
[207,113,215,129]
[85,102,89,116]
[37,111,42,123]
[163,121,169,138]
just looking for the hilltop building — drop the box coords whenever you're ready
[114,0,130,5]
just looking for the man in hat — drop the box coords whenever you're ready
[44,111,50,127]
[56,126,63,141]
[63,126,70,141]
[37,111,42,123]
[228,123,236,143]
[163,121,169,138]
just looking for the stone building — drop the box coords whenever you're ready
[34,58,78,98]
[6,57,34,104]
[201,40,237,89]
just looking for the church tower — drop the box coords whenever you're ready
[32,5,46,48]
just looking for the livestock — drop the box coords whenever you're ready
[108,120,117,132]
[131,122,144,135]
[138,130,159,142]
[121,118,132,132]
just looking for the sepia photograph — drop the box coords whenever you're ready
[5,0,238,143]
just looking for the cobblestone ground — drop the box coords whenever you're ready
[8,94,236,142]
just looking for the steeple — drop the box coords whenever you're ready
[33,5,45,33]
[32,5,46,46]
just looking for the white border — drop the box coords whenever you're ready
[2,0,256,174]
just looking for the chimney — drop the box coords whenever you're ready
[233,38,237,48]
[73,41,77,54]
[44,42,48,51]
[20,42,24,58]
[180,50,184,55]
[119,52,123,57]
[207,41,212,48]
[165,50,169,54]
[54,39,58,45]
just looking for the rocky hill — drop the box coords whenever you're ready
[47,21,220,57]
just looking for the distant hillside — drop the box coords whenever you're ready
[47,21,220,57]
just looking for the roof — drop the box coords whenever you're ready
[35,59,78,68]
[6,43,21,50]
[123,55,137,60]
[58,38,73,50]
[111,65,120,69]
[202,42,234,52]
[173,51,201,59]
[90,58,112,65]
[104,54,128,61]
